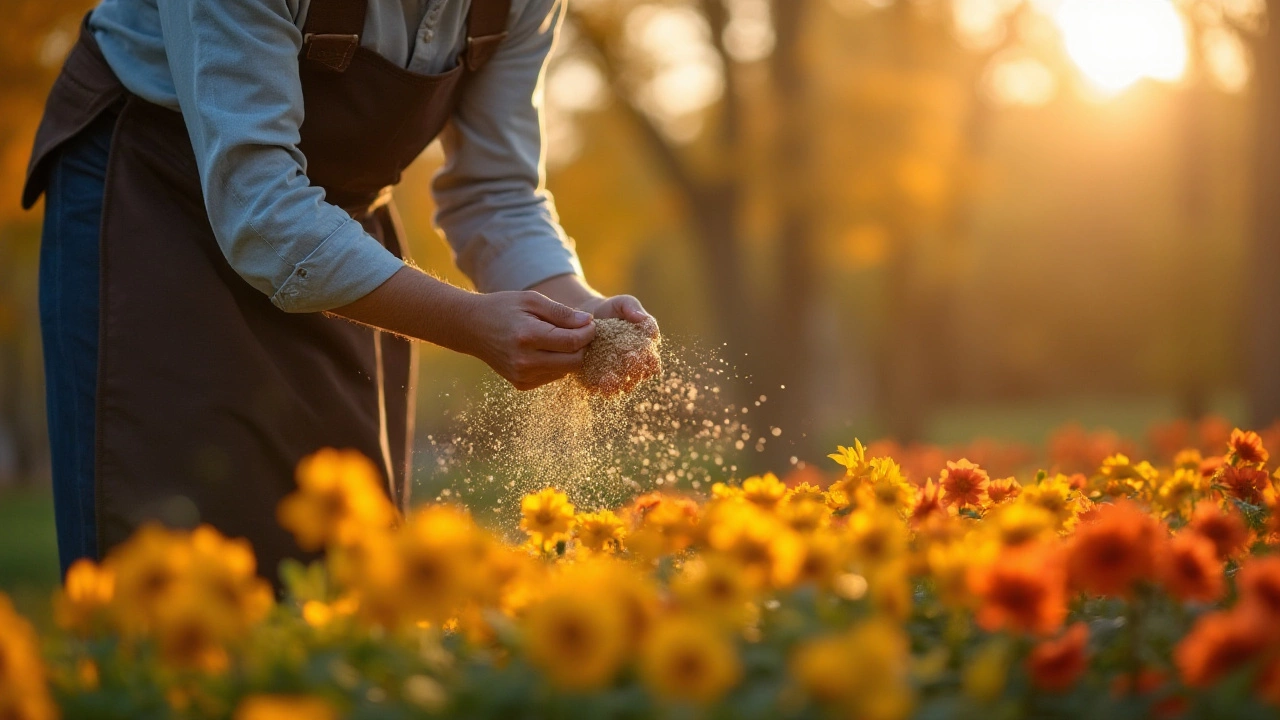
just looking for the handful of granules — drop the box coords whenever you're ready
[577,317,662,397]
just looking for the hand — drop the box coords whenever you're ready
[459,291,596,390]
[577,294,654,325]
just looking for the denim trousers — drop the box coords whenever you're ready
[39,108,116,578]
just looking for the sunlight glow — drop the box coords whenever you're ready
[1054,0,1188,95]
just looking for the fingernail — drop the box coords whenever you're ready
[574,311,592,324]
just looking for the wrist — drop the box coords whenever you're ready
[529,273,601,311]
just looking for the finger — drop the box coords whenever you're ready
[534,323,596,353]
[525,293,592,328]
[616,296,651,324]
[532,348,587,372]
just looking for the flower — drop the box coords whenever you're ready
[1019,475,1084,530]
[778,495,832,533]
[1066,501,1161,597]
[54,558,114,635]
[277,448,396,550]
[844,507,909,570]
[520,488,575,550]
[1026,622,1089,692]
[986,503,1056,548]
[0,594,57,720]
[828,440,869,475]
[1236,555,1280,622]
[1228,428,1269,466]
[1216,464,1271,505]
[521,574,627,691]
[791,619,913,720]
[741,473,787,509]
[704,503,803,588]
[795,530,847,590]
[1157,532,1224,604]
[1152,467,1205,518]
[970,543,1067,635]
[234,694,338,720]
[639,615,740,703]
[987,477,1021,505]
[106,523,192,633]
[1187,502,1251,560]
[909,479,948,525]
[574,510,626,552]
[1175,607,1271,687]
[940,459,990,509]
[672,556,754,626]
[396,506,485,625]
[1093,454,1158,498]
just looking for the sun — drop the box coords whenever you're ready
[1054,0,1189,95]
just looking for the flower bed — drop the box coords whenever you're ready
[6,430,1280,719]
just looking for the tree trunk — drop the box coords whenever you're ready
[1249,5,1280,428]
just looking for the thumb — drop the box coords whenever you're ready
[525,293,592,328]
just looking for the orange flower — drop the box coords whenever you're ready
[940,459,989,510]
[1217,465,1270,505]
[1187,502,1251,560]
[1066,501,1161,597]
[1236,556,1280,623]
[1110,669,1186,719]
[1175,607,1270,688]
[909,479,947,525]
[1157,532,1224,604]
[1258,657,1280,708]
[969,544,1066,635]
[1026,622,1089,692]
[987,477,1021,505]
[1228,428,1270,466]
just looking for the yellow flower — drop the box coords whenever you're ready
[521,572,628,691]
[277,448,397,550]
[396,506,486,626]
[860,457,915,512]
[234,694,338,720]
[54,558,114,635]
[1092,454,1158,498]
[1018,475,1083,531]
[672,556,755,626]
[985,503,1056,548]
[741,473,788,509]
[792,619,913,720]
[106,523,192,633]
[1153,467,1208,518]
[520,488,575,549]
[152,589,233,673]
[779,495,832,534]
[187,526,273,633]
[828,440,869,475]
[574,510,626,552]
[795,530,847,590]
[704,503,803,588]
[639,615,740,704]
[844,506,909,571]
[926,539,984,610]
[963,639,1011,703]
[0,594,57,720]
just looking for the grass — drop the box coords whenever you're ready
[0,485,59,624]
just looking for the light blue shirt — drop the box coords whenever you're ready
[88,0,583,313]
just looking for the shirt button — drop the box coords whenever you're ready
[297,268,309,278]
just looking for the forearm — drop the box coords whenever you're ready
[528,274,600,310]
[329,267,478,354]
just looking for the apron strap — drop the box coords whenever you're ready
[301,0,368,72]
[464,0,512,72]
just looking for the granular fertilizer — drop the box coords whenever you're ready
[577,317,662,397]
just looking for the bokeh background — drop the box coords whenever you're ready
[3,0,1280,600]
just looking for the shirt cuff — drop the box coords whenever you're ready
[269,218,406,313]
[472,232,585,293]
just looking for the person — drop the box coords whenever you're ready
[22,0,655,581]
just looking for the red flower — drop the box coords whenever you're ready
[1066,501,1161,597]
[1237,556,1280,624]
[1187,502,1251,561]
[940,459,989,509]
[1228,428,1270,466]
[970,544,1067,636]
[1026,622,1089,692]
[1217,464,1270,505]
[1157,532,1223,604]
[1175,608,1270,688]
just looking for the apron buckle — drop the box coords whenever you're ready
[304,33,360,72]
[465,32,509,72]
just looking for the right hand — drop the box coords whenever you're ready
[460,291,596,390]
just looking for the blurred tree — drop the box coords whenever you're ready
[1248,0,1280,427]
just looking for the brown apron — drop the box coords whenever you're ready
[22,0,511,580]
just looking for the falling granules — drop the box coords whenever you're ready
[577,317,661,397]
[418,337,773,535]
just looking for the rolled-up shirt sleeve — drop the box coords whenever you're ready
[433,0,583,293]
[156,0,405,313]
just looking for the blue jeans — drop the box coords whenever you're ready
[39,108,115,578]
